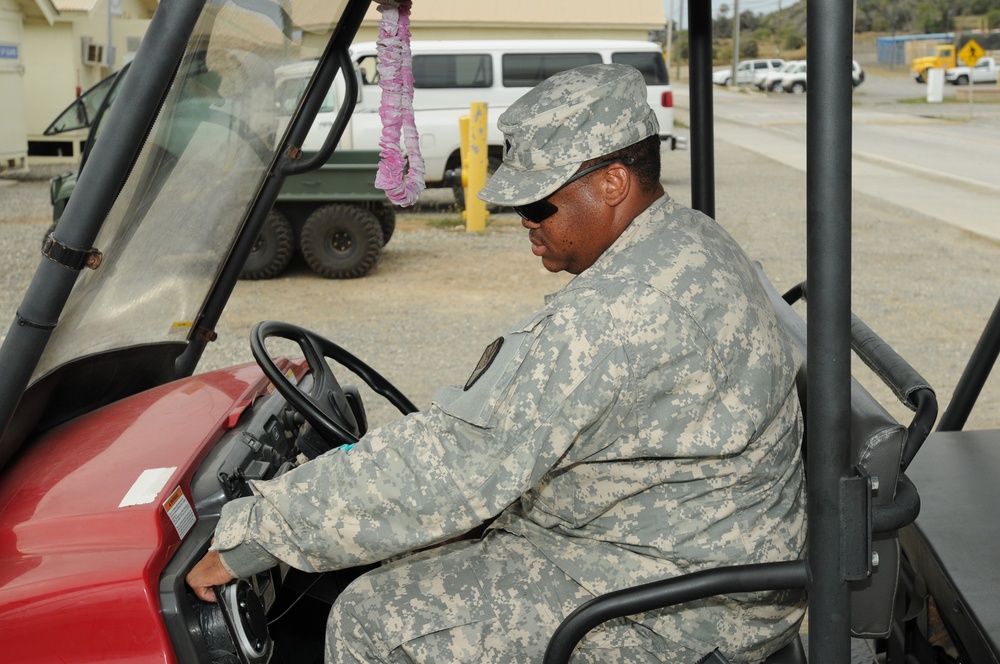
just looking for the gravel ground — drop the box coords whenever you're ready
[3,141,999,432]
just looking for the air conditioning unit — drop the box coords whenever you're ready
[84,43,105,66]
[81,37,110,66]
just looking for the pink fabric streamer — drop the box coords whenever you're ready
[374,0,425,206]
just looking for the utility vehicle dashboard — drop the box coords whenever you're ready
[160,368,357,664]
[157,319,414,664]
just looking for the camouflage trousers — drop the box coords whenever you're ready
[324,530,705,663]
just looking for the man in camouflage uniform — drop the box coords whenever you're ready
[188,64,807,662]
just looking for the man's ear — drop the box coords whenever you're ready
[601,163,631,207]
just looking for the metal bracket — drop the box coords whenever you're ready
[15,311,57,331]
[193,326,218,343]
[841,468,874,581]
[41,234,103,271]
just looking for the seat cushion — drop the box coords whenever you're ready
[900,430,1000,663]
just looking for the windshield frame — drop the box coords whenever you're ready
[0,0,371,470]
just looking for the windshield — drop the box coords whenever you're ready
[32,0,350,382]
[277,73,337,114]
[43,73,121,136]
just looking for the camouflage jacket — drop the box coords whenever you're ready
[213,194,806,652]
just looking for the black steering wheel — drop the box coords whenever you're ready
[250,321,419,452]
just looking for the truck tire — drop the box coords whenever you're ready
[956,75,969,85]
[300,204,383,279]
[790,81,807,94]
[240,209,294,280]
[371,203,396,245]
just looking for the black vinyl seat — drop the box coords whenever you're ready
[897,430,1000,663]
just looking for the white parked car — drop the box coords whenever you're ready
[756,60,802,91]
[945,57,998,85]
[712,58,785,86]
[779,61,809,93]
[777,60,864,94]
[852,60,865,87]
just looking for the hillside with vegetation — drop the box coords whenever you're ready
[669,0,1000,63]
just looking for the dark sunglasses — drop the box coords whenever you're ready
[512,157,636,224]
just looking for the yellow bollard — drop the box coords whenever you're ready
[459,114,470,193]
[463,102,489,232]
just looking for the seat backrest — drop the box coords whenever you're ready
[755,266,907,638]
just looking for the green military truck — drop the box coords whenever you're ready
[45,66,394,280]
[240,150,395,280]
[50,151,394,280]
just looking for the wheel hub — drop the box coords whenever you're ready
[329,230,353,253]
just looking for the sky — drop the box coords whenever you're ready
[664,0,785,26]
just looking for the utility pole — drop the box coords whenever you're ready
[677,0,685,81]
[666,0,674,71]
[731,0,740,85]
[106,0,114,73]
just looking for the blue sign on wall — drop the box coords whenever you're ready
[0,44,19,60]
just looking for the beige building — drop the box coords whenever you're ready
[1,0,29,169]
[356,0,665,43]
[5,0,152,164]
[5,0,664,166]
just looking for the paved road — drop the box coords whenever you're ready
[660,72,1000,436]
[675,70,1000,241]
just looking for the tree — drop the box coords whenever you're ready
[740,9,762,31]
[782,29,805,51]
[921,0,961,32]
[715,3,733,36]
[970,0,997,13]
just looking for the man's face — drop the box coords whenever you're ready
[521,171,619,275]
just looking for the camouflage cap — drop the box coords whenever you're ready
[478,63,658,206]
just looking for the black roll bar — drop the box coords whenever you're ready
[872,473,920,533]
[542,562,811,664]
[848,311,938,470]
[787,282,939,471]
[936,295,1000,432]
[0,0,208,463]
[686,0,715,218]
[805,0,857,659]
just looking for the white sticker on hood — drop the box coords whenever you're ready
[119,467,177,507]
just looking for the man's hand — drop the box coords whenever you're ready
[186,550,235,602]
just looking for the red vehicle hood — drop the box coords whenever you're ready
[0,362,272,662]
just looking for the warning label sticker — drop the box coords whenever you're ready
[163,486,196,540]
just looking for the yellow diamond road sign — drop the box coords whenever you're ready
[958,39,985,68]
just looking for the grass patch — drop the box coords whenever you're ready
[404,215,521,231]
[425,216,465,229]
[899,95,1000,104]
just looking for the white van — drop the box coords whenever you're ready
[277,40,683,203]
